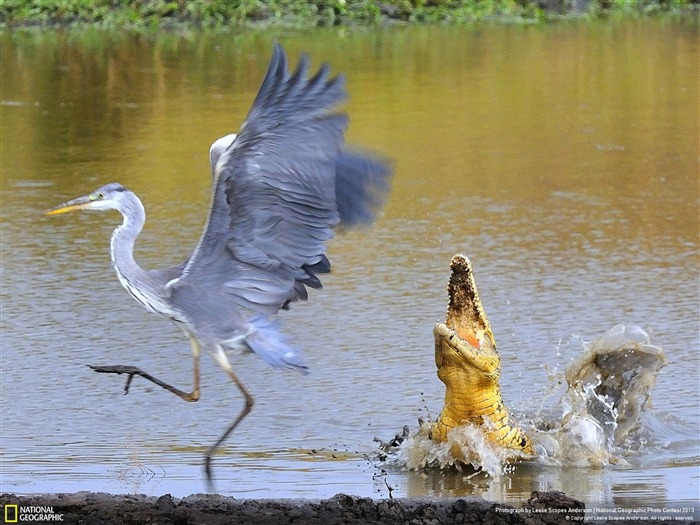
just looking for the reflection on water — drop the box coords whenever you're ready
[1,18,698,509]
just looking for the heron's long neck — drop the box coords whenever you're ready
[110,198,153,296]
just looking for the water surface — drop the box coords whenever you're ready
[1,19,698,509]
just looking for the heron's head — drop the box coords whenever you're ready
[209,133,238,177]
[45,183,131,216]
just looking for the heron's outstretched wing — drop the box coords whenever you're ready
[209,135,392,228]
[170,44,348,318]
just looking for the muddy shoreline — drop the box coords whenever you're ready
[2,491,694,525]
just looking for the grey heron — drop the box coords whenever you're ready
[45,43,391,488]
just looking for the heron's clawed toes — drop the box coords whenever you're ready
[88,364,143,394]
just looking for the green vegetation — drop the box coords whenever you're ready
[0,0,696,29]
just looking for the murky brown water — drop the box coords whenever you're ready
[1,19,698,510]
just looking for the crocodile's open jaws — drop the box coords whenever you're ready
[430,254,533,455]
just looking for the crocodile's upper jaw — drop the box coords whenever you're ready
[436,254,499,372]
[443,254,496,353]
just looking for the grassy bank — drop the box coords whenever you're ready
[0,0,697,29]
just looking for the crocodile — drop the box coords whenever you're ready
[430,254,534,455]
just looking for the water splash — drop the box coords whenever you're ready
[386,325,667,476]
[395,420,520,478]
[563,324,667,446]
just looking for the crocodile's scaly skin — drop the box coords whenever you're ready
[430,254,533,454]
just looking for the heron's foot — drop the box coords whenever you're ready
[88,365,146,395]
[87,364,199,401]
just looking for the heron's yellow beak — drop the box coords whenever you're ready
[45,195,94,216]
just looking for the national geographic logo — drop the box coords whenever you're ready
[3,505,64,522]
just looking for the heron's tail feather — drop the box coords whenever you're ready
[335,149,392,227]
[245,316,308,372]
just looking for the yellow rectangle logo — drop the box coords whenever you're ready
[4,504,18,523]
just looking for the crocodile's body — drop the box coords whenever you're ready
[430,254,533,454]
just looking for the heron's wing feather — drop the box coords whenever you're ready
[172,44,347,317]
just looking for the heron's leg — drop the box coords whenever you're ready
[204,346,255,488]
[89,336,201,402]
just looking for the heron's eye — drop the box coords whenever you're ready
[97,192,105,199]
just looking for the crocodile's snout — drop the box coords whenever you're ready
[449,253,470,272]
